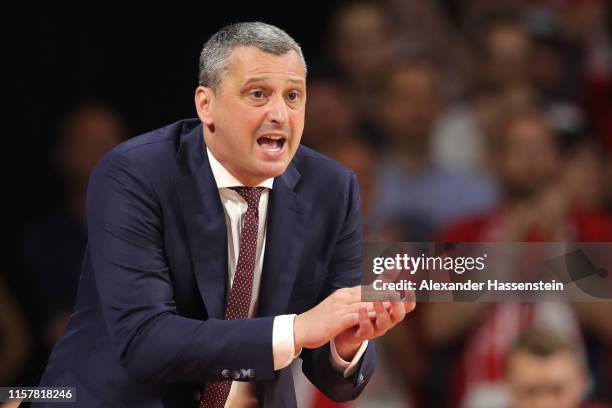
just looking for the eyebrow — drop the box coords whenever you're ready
[243,77,305,87]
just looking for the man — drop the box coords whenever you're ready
[35,22,414,407]
[424,109,612,407]
[505,328,606,408]
[19,102,126,350]
[372,61,497,240]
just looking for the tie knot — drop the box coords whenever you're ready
[230,187,264,207]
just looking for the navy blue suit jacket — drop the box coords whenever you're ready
[36,119,376,407]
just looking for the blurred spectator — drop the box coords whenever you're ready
[439,109,612,242]
[332,141,378,235]
[576,0,612,170]
[0,276,30,386]
[434,8,594,175]
[505,327,611,408]
[559,0,611,88]
[370,61,497,240]
[327,0,398,126]
[421,110,612,406]
[302,77,382,232]
[529,25,573,102]
[433,82,538,174]
[387,0,475,101]
[302,79,362,155]
[562,139,609,213]
[477,13,533,91]
[17,102,126,350]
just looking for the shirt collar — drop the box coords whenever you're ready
[207,147,274,190]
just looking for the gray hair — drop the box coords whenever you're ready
[198,22,307,91]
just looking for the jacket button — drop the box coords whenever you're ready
[221,369,231,379]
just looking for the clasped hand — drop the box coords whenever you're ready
[293,286,415,361]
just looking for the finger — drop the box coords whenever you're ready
[340,310,376,324]
[354,306,368,338]
[402,290,416,314]
[374,301,392,332]
[355,305,375,339]
[403,300,416,314]
[341,301,374,316]
[339,313,360,331]
[389,300,406,324]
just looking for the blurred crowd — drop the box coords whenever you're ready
[301,1,612,407]
[3,0,612,407]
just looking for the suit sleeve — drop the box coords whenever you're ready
[87,150,275,384]
[299,171,377,402]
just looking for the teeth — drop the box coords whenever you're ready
[258,136,284,152]
[261,143,281,151]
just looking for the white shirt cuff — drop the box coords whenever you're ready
[272,314,301,370]
[329,339,368,378]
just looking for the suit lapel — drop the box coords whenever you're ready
[257,163,310,317]
[174,121,310,319]
[175,124,227,319]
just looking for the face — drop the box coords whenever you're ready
[564,143,605,210]
[195,46,306,186]
[484,24,532,86]
[60,108,124,189]
[495,117,559,199]
[381,66,440,148]
[303,81,355,147]
[333,3,392,81]
[506,351,586,408]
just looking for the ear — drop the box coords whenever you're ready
[195,86,215,127]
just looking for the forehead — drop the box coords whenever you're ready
[337,4,386,35]
[383,67,438,98]
[509,351,578,381]
[225,46,306,84]
[507,118,553,143]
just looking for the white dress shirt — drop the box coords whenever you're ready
[206,148,367,407]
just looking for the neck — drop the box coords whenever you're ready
[205,134,268,187]
[231,173,267,187]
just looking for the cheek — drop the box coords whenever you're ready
[221,110,261,150]
[290,112,305,141]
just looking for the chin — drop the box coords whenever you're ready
[255,161,290,179]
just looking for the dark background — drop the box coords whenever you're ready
[6,3,333,230]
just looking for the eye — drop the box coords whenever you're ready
[287,91,301,102]
[249,89,265,99]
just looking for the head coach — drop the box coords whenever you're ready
[34,22,415,407]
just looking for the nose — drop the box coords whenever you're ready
[266,94,289,126]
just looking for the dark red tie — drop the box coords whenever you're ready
[200,187,264,408]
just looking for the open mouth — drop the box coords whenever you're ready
[257,135,286,152]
